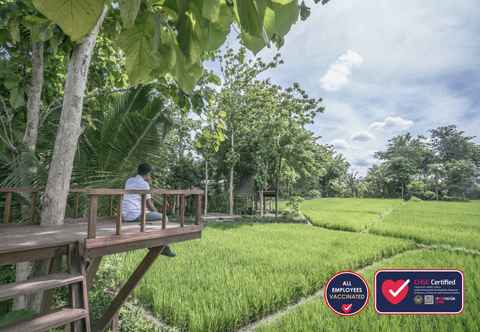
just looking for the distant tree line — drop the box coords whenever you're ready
[361,125,480,201]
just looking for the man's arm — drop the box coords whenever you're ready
[147,198,157,212]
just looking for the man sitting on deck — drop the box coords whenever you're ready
[122,163,176,257]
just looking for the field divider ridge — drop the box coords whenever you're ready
[417,243,480,256]
[362,201,406,233]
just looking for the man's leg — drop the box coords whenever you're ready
[146,211,162,221]
[145,212,176,257]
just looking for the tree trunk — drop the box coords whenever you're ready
[228,130,234,216]
[27,7,107,313]
[204,160,208,216]
[259,189,264,217]
[275,158,281,217]
[41,7,107,226]
[229,165,234,215]
[14,42,44,310]
[23,42,44,151]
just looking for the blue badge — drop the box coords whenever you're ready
[375,270,464,314]
[324,271,370,316]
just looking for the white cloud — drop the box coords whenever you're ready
[369,116,414,131]
[253,0,480,175]
[351,131,374,142]
[320,50,363,91]
[330,139,350,150]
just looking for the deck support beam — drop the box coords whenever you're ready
[93,246,163,332]
[86,257,102,287]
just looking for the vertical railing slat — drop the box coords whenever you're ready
[88,195,98,239]
[162,194,167,229]
[74,192,80,218]
[140,194,147,232]
[3,192,12,224]
[109,195,114,217]
[195,194,202,225]
[31,191,37,224]
[116,195,123,235]
[180,194,185,227]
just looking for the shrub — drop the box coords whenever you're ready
[307,189,321,198]
[286,196,304,215]
[410,196,422,202]
[422,191,436,200]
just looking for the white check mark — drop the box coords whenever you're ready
[389,279,410,298]
[344,304,352,310]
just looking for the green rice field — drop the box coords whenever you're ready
[257,249,480,332]
[97,198,479,331]
[370,200,480,250]
[300,199,480,249]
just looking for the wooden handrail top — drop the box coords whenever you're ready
[0,187,40,193]
[87,188,204,196]
[0,188,87,193]
[0,187,204,196]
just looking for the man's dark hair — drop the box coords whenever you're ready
[137,163,152,176]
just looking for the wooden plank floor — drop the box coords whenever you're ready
[0,220,186,255]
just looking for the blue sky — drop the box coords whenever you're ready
[212,0,480,175]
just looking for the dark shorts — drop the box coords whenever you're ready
[125,211,163,222]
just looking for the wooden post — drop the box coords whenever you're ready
[31,191,37,223]
[74,192,80,218]
[140,194,146,232]
[162,194,167,229]
[93,247,162,332]
[3,192,12,224]
[109,195,114,217]
[180,194,185,227]
[88,195,98,239]
[116,195,122,235]
[195,194,202,225]
[69,251,91,332]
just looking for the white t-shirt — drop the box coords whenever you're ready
[122,175,152,221]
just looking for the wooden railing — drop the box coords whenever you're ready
[0,188,204,238]
[84,188,203,239]
[0,187,39,224]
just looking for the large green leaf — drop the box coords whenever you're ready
[177,10,202,64]
[174,51,203,93]
[119,0,141,28]
[32,0,105,41]
[118,13,156,84]
[204,22,229,51]
[234,0,263,37]
[8,18,20,44]
[240,32,265,55]
[202,0,221,22]
[264,1,299,38]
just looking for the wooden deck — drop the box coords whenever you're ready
[0,220,202,265]
[0,187,204,331]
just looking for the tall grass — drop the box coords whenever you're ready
[257,249,480,332]
[106,223,413,331]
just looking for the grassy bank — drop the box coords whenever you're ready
[300,198,402,231]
